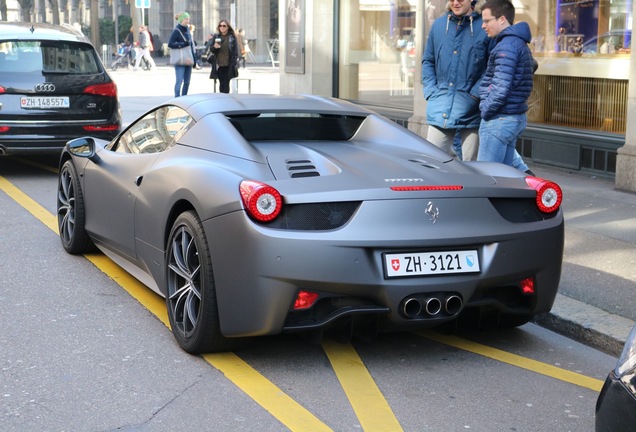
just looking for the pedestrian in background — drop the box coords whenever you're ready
[134,25,156,70]
[477,0,534,167]
[168,12,196,97]
[421,0,493,161]
[237,28,249,69]
[208,20,240,94]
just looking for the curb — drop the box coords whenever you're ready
[533,293,635,357]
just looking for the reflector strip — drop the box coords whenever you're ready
[390,185,463,191]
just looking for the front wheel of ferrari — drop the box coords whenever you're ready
[166,211,242,354]
[57,160,94,254]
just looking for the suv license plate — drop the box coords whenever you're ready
[21,96,70,109]
[384,250,480,278]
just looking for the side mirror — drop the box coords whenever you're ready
[67,137,96,159]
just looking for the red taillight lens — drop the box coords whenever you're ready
[83,124,120,132]
[293,291,319,310]
[525,176,563,213]
[0,126,9,133]
[83,82,118,97]
[0,85,6,94]
[239,180,282,222]
[520,277,535,295]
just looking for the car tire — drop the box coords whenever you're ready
[57,160,95,254]
[166,211,243,354]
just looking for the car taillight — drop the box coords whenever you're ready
[83,124,120,132]
[0,126,9,133]
[83,82,118,97]
[525,176,563,213]
[293,291,319,310]
[0,86,5,94]
[239,180,282,222]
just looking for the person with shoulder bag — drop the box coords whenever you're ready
[168,12,196,97]
[208,20,240,93]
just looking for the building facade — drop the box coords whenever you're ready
[278,0,636,192]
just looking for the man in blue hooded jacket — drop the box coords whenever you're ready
[422,0,493,161]
[477,0,534,166]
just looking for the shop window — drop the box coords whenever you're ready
[338,0,417,109]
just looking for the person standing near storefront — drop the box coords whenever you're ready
[477,0,534,167]
[421,0,493,161]
[208,20,240,94]
[168,12,196,97]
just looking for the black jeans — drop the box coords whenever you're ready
[217,66,230,93]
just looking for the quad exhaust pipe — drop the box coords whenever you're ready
[401,294,463,319]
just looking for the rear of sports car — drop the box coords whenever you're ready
[199,111,565,339]
[0,24,121,155]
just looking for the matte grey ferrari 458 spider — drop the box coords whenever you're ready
[56,94,564,354]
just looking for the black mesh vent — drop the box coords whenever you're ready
[287,159,319,178]
[265,201,361,230]
[489,198,559,223]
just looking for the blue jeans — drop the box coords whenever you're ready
[478,114,527,167]
[174,65,192,97]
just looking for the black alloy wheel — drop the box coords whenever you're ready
[57,160,94,254]
[166,211,242,354]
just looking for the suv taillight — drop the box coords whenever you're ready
[84,82,118,97]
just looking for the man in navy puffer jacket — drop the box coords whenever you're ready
[477,0,534,166]
[422,0,493,161]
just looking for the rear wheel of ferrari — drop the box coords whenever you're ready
[57,160,94,254]
[166,211,241,354]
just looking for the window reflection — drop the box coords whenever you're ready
[113,106,192,154]
[338,0,632,134]
[339,0,417,109]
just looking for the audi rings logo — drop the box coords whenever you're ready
[35,83,56,92]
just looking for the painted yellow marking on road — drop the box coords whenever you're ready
[418,330,604,392]
[84,253,171,327]
[204,352,332,432]
[322,340,403,432]
[0,175,58,232]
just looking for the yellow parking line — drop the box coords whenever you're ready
[418,330,604,392]
[322,340,403,432]
[0,175,58,232]
[204,352,332,432]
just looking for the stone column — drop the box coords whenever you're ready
[615,0,636,192]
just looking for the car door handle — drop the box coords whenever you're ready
[135,176,143,186]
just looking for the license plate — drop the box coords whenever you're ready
[21,96,70,109]
[384,250,480,278]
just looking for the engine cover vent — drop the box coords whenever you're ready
[287,159,320,178]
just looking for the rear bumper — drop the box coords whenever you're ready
[205,209,564,338]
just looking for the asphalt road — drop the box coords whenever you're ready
[0,64,629,431]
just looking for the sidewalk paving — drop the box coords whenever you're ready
[528,164,636,357]
[111,62,636,357]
